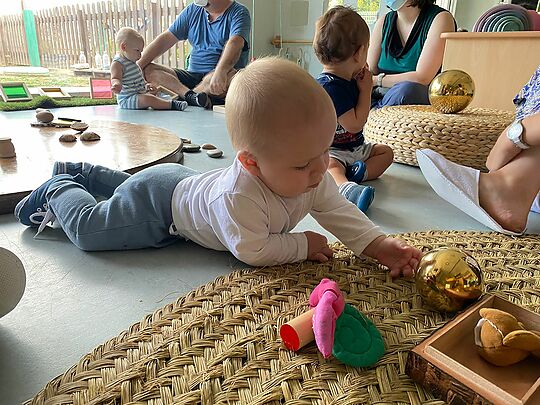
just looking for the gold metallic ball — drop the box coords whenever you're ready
[428,70,475,114]
[415,248,484,313]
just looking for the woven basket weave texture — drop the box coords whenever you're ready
[26,231,540,405]
[364,106,514,170]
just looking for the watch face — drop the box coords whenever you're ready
[508,121,522,141]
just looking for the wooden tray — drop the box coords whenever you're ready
[406,295,540,405]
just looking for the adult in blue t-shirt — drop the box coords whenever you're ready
[139,0,251,108]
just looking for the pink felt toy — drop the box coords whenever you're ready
[309,278,345,357]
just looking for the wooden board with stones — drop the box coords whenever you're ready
[0,120,183,215]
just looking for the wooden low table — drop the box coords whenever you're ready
[0,120,183,215]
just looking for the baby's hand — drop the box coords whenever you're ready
[111,81,122,94]
[367,236,422,279]
[355,65,373,91]
[305,231,334,263]
[146,82,158,94]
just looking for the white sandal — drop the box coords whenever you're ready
[416,149,523,236]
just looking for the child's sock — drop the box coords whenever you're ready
[346,160,368,183]
[184,90,209,108]
[339,181,375,213]
[172,100,188,111]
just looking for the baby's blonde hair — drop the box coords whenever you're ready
[225,57,334,154]
[115,27,143,49]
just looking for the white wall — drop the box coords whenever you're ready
[453,0,503,31]
[272,0,325,76]
[237,0,276,59]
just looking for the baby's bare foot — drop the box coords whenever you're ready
[479,173,529,233]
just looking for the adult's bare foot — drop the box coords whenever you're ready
[478,172,529,233]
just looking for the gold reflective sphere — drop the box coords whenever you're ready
[428,70,475,114]
[415,248,484,312]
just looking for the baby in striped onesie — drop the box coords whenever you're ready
[111,27,187,111]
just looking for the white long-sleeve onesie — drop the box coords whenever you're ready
[171,158,384,266]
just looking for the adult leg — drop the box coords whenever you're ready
[46,164,199,251]
[193,69,237,99]
[479,146,540,233]
[377,81,429,107]
[143,63,192,97]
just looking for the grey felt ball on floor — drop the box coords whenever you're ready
[0,247,26,319]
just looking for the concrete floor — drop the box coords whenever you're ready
[1,106,539,404]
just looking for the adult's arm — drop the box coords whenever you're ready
[486,112,540,172]
[138,31,179,70]
[209,5,251,95]
[367,16,385,75]
[370,11,455,87]
[209,35,246,94]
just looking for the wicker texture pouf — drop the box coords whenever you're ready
[25,231,540,405]
[364,105,514,170]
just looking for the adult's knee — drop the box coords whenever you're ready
[142,63,158,82]
[382,81,430,106]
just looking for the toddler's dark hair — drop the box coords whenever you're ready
[313,6,370,65]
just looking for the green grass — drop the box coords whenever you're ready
[0,68,90,87]
[0,95,116,112]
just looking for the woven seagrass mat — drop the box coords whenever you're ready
[363,106,514,171]
[26,231,540,405]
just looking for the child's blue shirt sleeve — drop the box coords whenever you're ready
[317,74,357,118]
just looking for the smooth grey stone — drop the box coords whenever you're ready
[207,149,223,158]
[183,144,201,153]
[201,143,217,150]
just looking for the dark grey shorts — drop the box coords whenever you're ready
[173,69,206,90]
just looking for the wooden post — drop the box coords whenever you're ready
[77,6,90,65]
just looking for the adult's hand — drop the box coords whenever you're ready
[208,69,229,96]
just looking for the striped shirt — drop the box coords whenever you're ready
[113,55,146,97]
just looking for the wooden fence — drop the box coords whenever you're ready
[0,0,187,70]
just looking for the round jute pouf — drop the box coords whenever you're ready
[363,106,515,170]
[26,231,540,405]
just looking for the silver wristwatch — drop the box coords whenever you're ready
[506,119,530,149]
[377,73,386,87]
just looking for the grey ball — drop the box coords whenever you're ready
[0,247,26,318]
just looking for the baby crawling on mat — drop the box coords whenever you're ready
[111,27,188,111]
[15,57,421,278]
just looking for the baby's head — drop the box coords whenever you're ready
[115,27,144,62]
[226,57,336,198]
[313,6,370,69]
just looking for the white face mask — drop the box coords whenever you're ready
[385,0,408,11]
[194,0,209,6]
